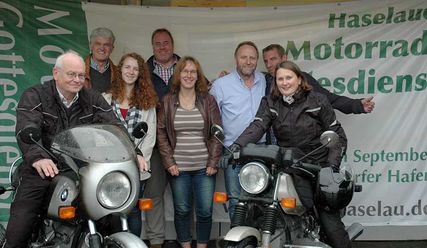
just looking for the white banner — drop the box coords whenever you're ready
[85,0,425,227]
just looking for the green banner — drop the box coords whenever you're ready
[0,0,89,222]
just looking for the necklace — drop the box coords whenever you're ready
[179,92,196,110]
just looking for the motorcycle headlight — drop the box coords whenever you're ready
[97,172,131,209]
[239,162,269,194]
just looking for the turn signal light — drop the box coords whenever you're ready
[58,206,76,220]
[213,192,228,203]
[139,198,153,211]
[280,198,296,209]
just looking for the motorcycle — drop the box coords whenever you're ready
[211,124,363,248]
[0,123,152,248]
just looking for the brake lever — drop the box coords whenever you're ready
[292,162,316,179]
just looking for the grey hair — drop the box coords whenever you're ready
[90,27,115,44]
[54,50,84,69]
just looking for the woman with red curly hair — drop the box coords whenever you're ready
[103,52,158,237]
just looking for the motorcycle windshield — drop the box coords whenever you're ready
[51,124,136,163]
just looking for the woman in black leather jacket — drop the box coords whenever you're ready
[233,61,351,248]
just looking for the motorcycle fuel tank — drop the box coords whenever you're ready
[47,175,78,220]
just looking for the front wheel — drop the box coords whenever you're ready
[225,237,257,248]
[104,232,148,248]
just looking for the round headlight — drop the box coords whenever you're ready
[239,162,269,194]
[97,172,131,209]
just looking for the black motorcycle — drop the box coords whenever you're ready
[212,124,363,248]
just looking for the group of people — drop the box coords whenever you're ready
[5,26,375,248]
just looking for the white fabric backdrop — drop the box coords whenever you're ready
[83,0,427,227]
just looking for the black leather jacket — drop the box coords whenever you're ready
[235,90,347,166]
[16,80,122,170]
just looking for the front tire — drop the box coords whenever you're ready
[225,237,257,248]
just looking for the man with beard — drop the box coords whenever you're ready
[210,41,266,219]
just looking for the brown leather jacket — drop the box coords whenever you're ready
[83,55,118,90]
[157,92,222,169]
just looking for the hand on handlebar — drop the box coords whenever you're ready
[218,143,240,169]
[32,158,58,179]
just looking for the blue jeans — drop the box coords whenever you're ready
[224,164,241,220]
[169,169,216,244]
[128,180,145,237]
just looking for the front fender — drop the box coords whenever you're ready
[224,226,261,242]
[107,232,148,248]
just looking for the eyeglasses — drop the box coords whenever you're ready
[182,70,197,75]
[64,71,85,81]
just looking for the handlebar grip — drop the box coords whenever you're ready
[299,162,321,173]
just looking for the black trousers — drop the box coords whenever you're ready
[319,209,352,248]
[293,174,351,248]
[4,167,51,248]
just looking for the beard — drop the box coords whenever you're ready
[237,65,256,78]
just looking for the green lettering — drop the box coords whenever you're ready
[396,74,412,92]
[373,13,386,24]
[383,206,392,216]
[314,43,331,60]
[347,14,360,28]
[388,169,400,182]
[393,11,407,23]
[348,70,365,94]
[333,77,346,94]
[333,37,344,59]
[328,13,346,28]
[379,40,393,58]
[318,77,331,88]
[361,13,372,26]
[410,147,419,161]
[367,68,376,94]
[386,7,394,23]
[415,73,427,91]
[410,30,427,55]
[408,9,422,21]
[365,41,378,59]
[353,149,362,163]
[286,41,311,60]
[377,76,393,93]
[392,40,409,57]
[345,42,363,59]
